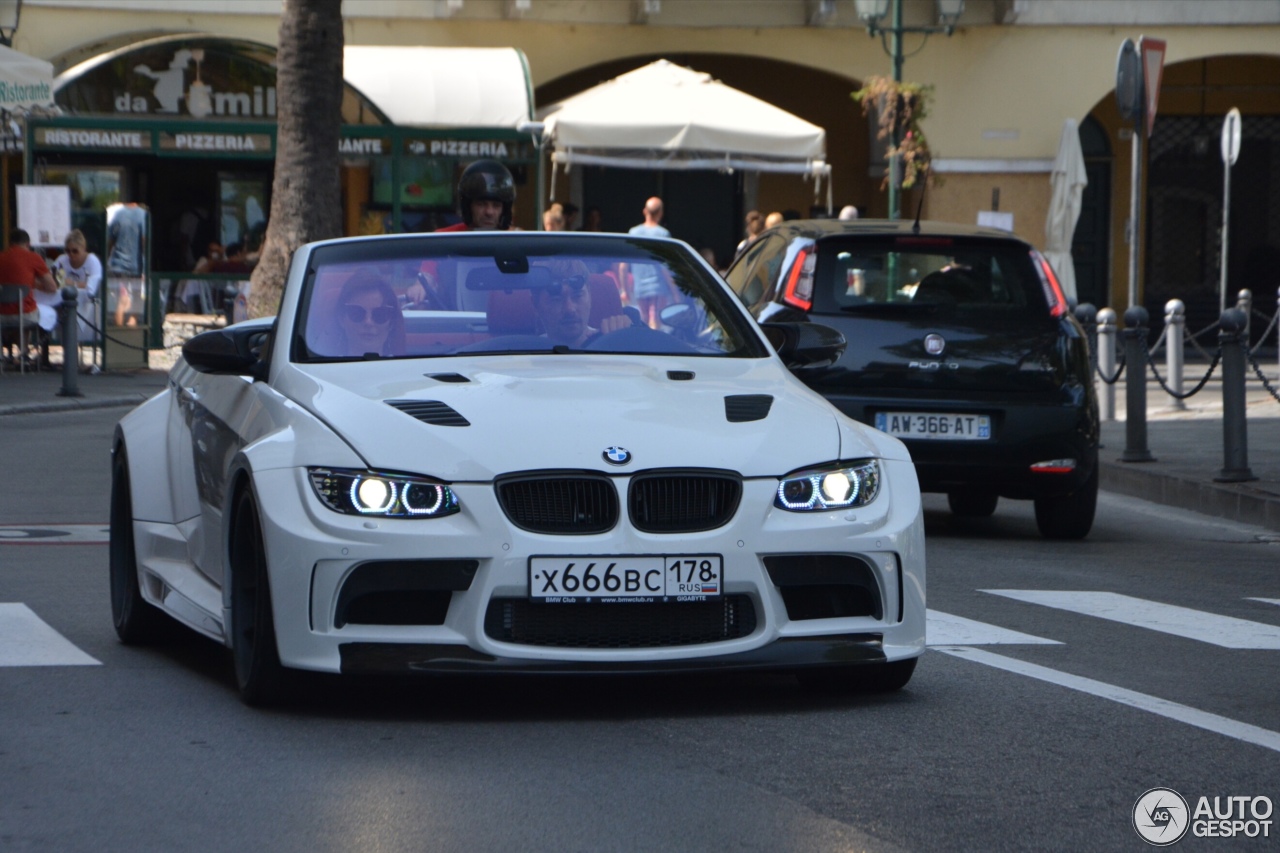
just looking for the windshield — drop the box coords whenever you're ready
[811,236,1049,317]
[295,235,767,362]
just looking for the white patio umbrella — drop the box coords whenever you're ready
[0,44,54,111]
[1043,118,1088,304]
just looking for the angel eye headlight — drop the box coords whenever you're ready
[775,460,880,511]
[308,468,459,519]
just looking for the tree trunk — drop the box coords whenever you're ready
[247,0,344,319]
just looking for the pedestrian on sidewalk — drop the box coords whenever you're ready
[626,197,674,325]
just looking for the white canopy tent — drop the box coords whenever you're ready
[537,59,831,209]
[343,46,533,128]
[1044,118,1088,304]
[0,44,54,112]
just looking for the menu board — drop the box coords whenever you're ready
[16,185,72,247]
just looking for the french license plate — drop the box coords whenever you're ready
[529,555,722,603]
[874,411,991,440]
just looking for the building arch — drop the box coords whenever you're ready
[1081,53,1280,329]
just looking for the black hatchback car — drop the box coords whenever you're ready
[725,219,1099,539]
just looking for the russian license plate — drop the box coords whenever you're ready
[529,555,722,603]
[874,411,991,440]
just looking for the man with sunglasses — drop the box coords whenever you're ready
[531,266,631,349]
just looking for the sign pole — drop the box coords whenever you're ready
[1128,124,1141,310]
[1219,108,1242,314]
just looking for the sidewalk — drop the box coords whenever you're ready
[3,356,1280,531]
[0,366,168,416]
[1099,373,1280,531]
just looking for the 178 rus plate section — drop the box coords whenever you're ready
[530,555,723,603]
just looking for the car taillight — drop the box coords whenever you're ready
[782,246,815,311]
[1033,251,1069,319]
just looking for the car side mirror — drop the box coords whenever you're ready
[760,321,846,371]
[183,322,272,380]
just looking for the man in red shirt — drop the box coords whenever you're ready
[0,229,57,359]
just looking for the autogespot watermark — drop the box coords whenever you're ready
[1133,788,1274,845]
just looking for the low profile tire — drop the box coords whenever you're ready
[799,657,918,693]
[947,490,999,518]
[1034,464,1098,540]
[229,488,289,707]
[109,445,167,644]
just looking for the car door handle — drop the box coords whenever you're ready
[178,386,199,403]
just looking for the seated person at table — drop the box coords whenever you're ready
[333,274,405,357]
[531,261,630,349]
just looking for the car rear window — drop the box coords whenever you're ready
[810,236,1049,317]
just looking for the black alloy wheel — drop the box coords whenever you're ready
[109,444,167,644]
[1033,463,1099,540]
[229,487,289,706]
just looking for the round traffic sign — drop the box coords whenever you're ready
[1221,108,1242,166]
[1115,39,1143,123]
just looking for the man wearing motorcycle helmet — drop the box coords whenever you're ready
[436,159,515,232]
[407,160,516,305]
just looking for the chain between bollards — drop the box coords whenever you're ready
[1216,307,1257,482]
[55,285,83,398]
[1120,305,1155,462]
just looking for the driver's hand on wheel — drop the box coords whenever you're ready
[598,314,633,335]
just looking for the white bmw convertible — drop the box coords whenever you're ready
[110,232,925,705]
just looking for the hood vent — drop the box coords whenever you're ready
[385,399,470,427]
[724,394,773,423]
[427,372,470,383]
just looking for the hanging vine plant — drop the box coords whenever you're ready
[853,76,935,190]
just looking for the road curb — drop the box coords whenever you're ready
[0,395,151,418]
[1099,461,1280,532]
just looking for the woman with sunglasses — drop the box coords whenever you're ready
[47,229,104,350]
[334,274,406,358]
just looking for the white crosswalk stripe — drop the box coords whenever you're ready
[926,609,1061,646]
[935,646,1280,755]
[0,604,101,666]
[982,590,1280,649]
[0,524,110,545]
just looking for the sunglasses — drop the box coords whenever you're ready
[342,304,397,325]
[543,276,587,299]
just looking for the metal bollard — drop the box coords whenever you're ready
[1097,308,1117,422]
[1074,303,1098,377]
[1164,299,1186,411]
[1215,308,1256,482]
[1121,305,1155,462]
[1236,288,1252,348]
[224,282,240,327]
[55,286,83,398]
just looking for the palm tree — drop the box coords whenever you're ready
[248,0,343,318]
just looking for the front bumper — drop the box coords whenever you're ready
[248,461,926,675]
[340,633,886,675]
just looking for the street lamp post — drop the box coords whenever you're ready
[0,0,22,48]
[855,0,964,219]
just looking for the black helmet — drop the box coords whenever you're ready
[457,159,515,229]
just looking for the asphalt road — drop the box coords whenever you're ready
[3,408,1279,852]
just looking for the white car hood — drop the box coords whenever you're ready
[278,355,880,481]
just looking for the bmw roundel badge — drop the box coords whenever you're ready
[603,446,632,465]
[924,334,946,356]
